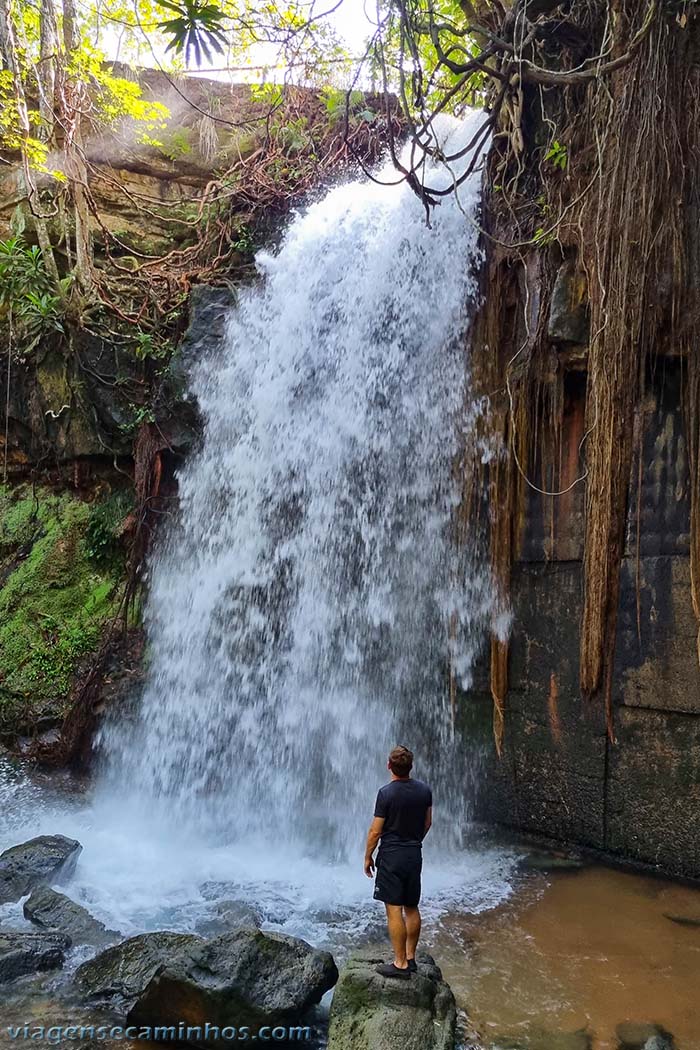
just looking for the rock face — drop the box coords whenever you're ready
[473,361,700,880]
[0,930,71,983]
[548,257,590,347]
[327,950,456,1050]
[74,931,203,1011]
[129,929,338,1044]
[0,835,82,904]
[23,884,118,947]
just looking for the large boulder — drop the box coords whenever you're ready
[74,931,204,1012]
[129,928,338,1045]
[0,930,71,983]
[327,950,456,1050]
[0,835,82,904]
[23,884,118,947]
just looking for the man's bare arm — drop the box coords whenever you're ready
[423,806,432,839]
[364,816,385,877]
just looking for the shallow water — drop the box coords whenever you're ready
[2,762,699,1049]
[434,863,700,1050]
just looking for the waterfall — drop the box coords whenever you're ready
[102,112,494,864]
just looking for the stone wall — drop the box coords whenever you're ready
[472,358,700,880]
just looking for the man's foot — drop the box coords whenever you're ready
[375,962,411,980]
[407,958,417,973]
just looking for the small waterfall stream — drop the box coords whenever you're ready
[103,112,494,859]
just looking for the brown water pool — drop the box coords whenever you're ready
[431,863,700,1049]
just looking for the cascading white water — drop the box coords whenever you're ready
[102,112,496,862]
[0,112,516,943]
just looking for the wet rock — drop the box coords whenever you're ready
[129,928,338,1045]
[0,930,71,982]
[74,931,203,1011]
[199,881,293,923]
[548,257,590,346]
[176,285,237,374]
[196,898,263,936]
[23,885,118,947]
[327,949,456,1050]
[616,1022,675,1049]
[517,850,586,874]
[663,912,700,928]
[492,1029,592,1050]
[0,835,82,904]
[199,880,241,900]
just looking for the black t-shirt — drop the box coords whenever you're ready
[374,778,432,848]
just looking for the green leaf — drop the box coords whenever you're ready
[157,0,229,66]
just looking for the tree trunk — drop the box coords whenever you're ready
[0,0,60,286]
[61,0,93,288]
[38,0,58,140]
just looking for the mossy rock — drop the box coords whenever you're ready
[0,484,129,735]
[327,950,455,1050]
[75,932,204,1011]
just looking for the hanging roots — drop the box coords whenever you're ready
[461,2,700,748]
[578,4,699,735]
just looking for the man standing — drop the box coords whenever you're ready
[364,745,433,979]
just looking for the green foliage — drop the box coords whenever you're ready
[533,226,555,247]
[276,115,311,154]
[381,0,489,115]
[250,83,284,110]
[320,87,375,126]
[119,404,157,434]
[25,617,101,693]
[158,0,229,66]
[0,486,125,706]
[0,6,168,178]
[70,46,169,130]
[132,331,171,360]
[0,71,59,178]
[545,139,568,171]
[232,224,255,255]
[0,237,66,350]
[158,127,193,160]
[20,292,65,341]
[85,490,134,565]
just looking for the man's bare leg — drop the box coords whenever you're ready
[404,905,421,961]
[384,904,409,968]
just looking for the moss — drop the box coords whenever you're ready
[0,484,129,723]
[36,352,72,416]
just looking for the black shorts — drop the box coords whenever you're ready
[373,846,422,907]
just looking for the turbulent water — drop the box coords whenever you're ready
[0,112,516,941]
[103,110,496,857]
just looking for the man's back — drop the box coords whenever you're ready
[374,778,432,848]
